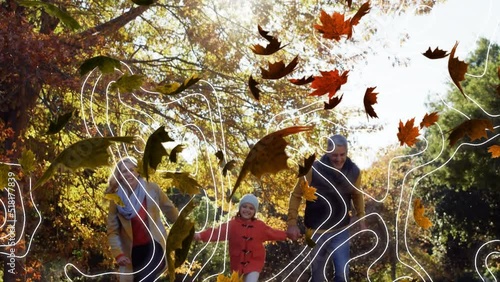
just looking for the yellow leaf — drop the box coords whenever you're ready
[104,193,125,207]
[0,163,9,191]
[217,271,243,282]
[163,172,201,195]
[19,149,36,174]
[413,198,432,229]
[305,228,316,247]
[301,180,317,202]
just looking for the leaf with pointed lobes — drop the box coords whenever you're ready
[448,42,469,97]
[156,74,201,96]
[79,55,122,76]
[350,1,371,27]
[363,87,378,119]
[17,0,81,31]
[422,47,449,59]
[110,74,145,93]
[289,75,314,85]
[420,112,439,128]
[163,172,201,195]
[324,95,343,110]
[215,150,225,164]
[298,154,316,177]
[166,200,195,282]
[448,119,493,146]
[397,118,420,147]
[223,160,237,176]
[33,136,135,190]
[143,126,175,180]
[251,25,287,55]
[314,10,351,41]
[310,70,349,99]
[47,110,77,135]
[248,75,261,100]
[228,125,315,200]
[260,56,299,79]
[19,149,36,174]
[169,144,185,163]
[488,145,500,158]
[413,198,432,229]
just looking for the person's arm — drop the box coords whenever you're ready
[287,169,312,240]
[107,201,130,265]
[197,222,229,242]
[263,224,287,241]
[351,171,365,217]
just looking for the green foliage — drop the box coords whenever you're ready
[16,0,81,30]
[46,110,75,134]
[110,74,145,93]
[79,56,122,76]
[143,126,174,180]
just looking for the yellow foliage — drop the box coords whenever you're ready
[217,271,243,282]
[103,193,125,207]
[301,180,317,202]
[413,198,433,229]
[19,149,36,174]
[0,163,9,190]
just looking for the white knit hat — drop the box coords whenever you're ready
[239,194,259,213]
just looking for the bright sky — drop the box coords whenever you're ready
[345,0,500,168]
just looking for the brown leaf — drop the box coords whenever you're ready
[422,47,449,59]
[488,145,500,158]
[251,25,287,55]
[163,172,201,195]
[229,125,314,200]
[298,154,315,177]
[260,56,299,79]
[420,112,439,128]
[222,160,237,176]
[350,2,371,27]
[448,119,494,146]
[313,10,352,41]
[448,41,469,97]
[363,87,378,119]
[215,150,224,164]
[248,75,261,100]
[397,118,420,147]
[309,70,349,99]
[288,75,314,85]
[346,0,352,8]
[169,144,185,163]
[413,198,432,229]
[324,95,343,110]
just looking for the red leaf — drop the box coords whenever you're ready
[251,25,287,56]
[260,56,299,79]
[313,10,352,41]
[350,1,371,27]
[420,112,439,128]
[422,47,449,59]
[309,70,349,99]
[397,118,420,147]
[363,87,378,119]
[324,95,343,110]
[448,41,469,97]
[448,119,493,146]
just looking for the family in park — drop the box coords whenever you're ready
[106,134,365,282]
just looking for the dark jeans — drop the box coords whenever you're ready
[131,240,165,282]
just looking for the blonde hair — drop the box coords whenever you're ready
[105,157,138,194]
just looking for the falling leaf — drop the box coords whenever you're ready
[143,126,174,180]
[79,55,121,76]
[422,47,449,59]
[323,95,343,110]
[110,74,145,93]
[33,136,135,190]
[488,145,500,158]
[19,149,36,174]
[260,56,299,79]
[420,112,439,128]
[229,125,314,199]
[46,110,76,134]
[0,164,9,191]
[314,10,351,41]
[131,0,154,5]
[309,70,349,99]
[17,0,81,31]
[301,181,317,202]
[163,172,201,195]
[448,119,493,146]
[156,74,201,96]
[363,87,378,119]
[223,160,237,177]
[397,118,420,147]
[248,75,261,101]
[215,150,225,165]
[448,41,469,97]
[251,25,287,55]
[288,76,314,85]
[305,228,316,247]
[298,154,315,177]
[169,144,185,163]
[350,2,371,27]
[103,193,125,207]
[217,271,243,282]
[166,200,196,282]
[413,198,432,229]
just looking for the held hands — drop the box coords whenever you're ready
[193,233,201,241]
[286,225,301,241]
[116,255,131,266]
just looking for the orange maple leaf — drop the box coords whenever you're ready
[229,125,315,200]
[289,75,314,85]
[301,181,317,202]
[260,56,299,79]
[363,87,378,119]
[488,145,500,158]
[350,2,371,27]
[324,95,343,110]
[422,47,449,59]
[420,112,439,128]
[314,10,352,41]
[397,118,420,147]
[309,70,349,99]
[248,75,261,101]
[251,25,287,56]
[448,41,469,97]
[413,198,432,229]
[448,119,493,146]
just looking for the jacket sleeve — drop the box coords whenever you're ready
[107,201,124,259]
[263,224,287,241]
[198,222,229,242]
[154,183,179,223]
[287,169,313,226]
[351,171,365,217]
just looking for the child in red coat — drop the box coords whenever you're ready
[193,194,288,282]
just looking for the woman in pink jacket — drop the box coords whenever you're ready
[193,194,288,282]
